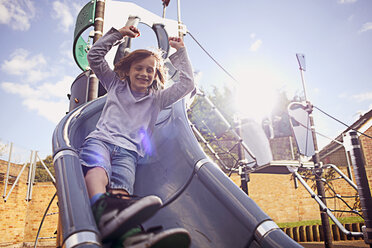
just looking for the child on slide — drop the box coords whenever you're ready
[78,25,195,247]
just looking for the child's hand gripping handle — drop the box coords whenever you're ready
[121,16,141,38]
[125,16,140,27]
[113,16,140,64]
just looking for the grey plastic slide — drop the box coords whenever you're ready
[52,96,302,248]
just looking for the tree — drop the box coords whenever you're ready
[0,143,8,157]
[188,86,241,171]
[188,87,303,171]
[270,91,292,138]
[34,155,55,182]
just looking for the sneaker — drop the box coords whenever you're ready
[113,226,191,248]
[91,193,163,242]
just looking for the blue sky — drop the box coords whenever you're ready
[0,0,371,161]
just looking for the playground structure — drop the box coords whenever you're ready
[1,0,368,247]
[1,144,55,202]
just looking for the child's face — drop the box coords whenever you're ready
[127,56,157,93]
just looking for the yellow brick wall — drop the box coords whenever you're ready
[230,165,362,224]
[0,124,371,245]
[0,160,28,184]
[0,161,57,246]
[360,126,372,189]
[23,183,58,242]
[0,182,28,245]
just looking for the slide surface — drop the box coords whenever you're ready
[52,96,302,248]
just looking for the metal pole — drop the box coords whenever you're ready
[88,0,105,101]
[344,131,372,247]
[236,118,248,195]
[343,133,354,181]
[3,142,13,198]
[36,154,56,185]
[296,54,333,247]
[289,136,295,160]
[310,112,333,247]
[4,162,28,202]
[199,92,257,161]
[28,151,38,201]
[323,164,358,191]
[162,0,170,18]
[162,3,167,18]
[177,0,184,38]
[293,174,299,189]
[26,150,34,201]
[189,123,230,171]
[301,125,353,181]
[299,69,308,102]
[294,171,363,238]
[34,192,57,248]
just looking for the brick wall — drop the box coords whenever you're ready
[23,183,58,242]
[360,126,372,189]
[269,136,296,160]
[0,123,371,245]
[0,160,28,184]
[0,161,57,246]
[230,164,361,224]
[321,124,372,193]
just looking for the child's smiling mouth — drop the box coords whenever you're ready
[136,78,149,84]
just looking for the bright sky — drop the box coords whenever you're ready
[0,0,371,162]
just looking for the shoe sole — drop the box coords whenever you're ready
[128,228,191,248]
[101,195,162,241]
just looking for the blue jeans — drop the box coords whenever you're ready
[79,138,138,194]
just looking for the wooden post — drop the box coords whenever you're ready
[88,0,105,101]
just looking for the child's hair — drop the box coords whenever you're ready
[114,49,167,91]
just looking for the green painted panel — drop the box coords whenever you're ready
[74,0,95,40]
[73,0,95,71]
[75,36,90,71]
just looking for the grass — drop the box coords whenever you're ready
[278,216,364,228]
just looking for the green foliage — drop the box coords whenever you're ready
[295,167,362,219]
[188,87,306,172]
[0,143,8,157]
[188,87,298,171]
[270,91,292,138]
[188,86,240,170]
[277,216,364,228]
[34,155,55,182]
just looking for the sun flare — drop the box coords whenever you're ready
[233,68,283,122]
[234,83,278,122]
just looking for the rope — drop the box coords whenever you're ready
[186,30,372,142]
[313,105,372,140]
[187,29,372,142]
[186,31,239,84]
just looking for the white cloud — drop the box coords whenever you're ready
[1,49,50,83]
[347,15,354,22]
[338,92,347,99]
[351,91,372,102]
[52,1,74,33]
[40,76,73,100]
[250,39,262,52]
[1,45,75,124]
[1,75,73,124]
[0,0,36,31]
[337,0,357,4]
[59,40,76,66]
[313,87,320,95]
[23,98,69,124]
[1,81,42,98]
[0,3,10,24]
[359,22,372,33]
[1,76,73,100]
